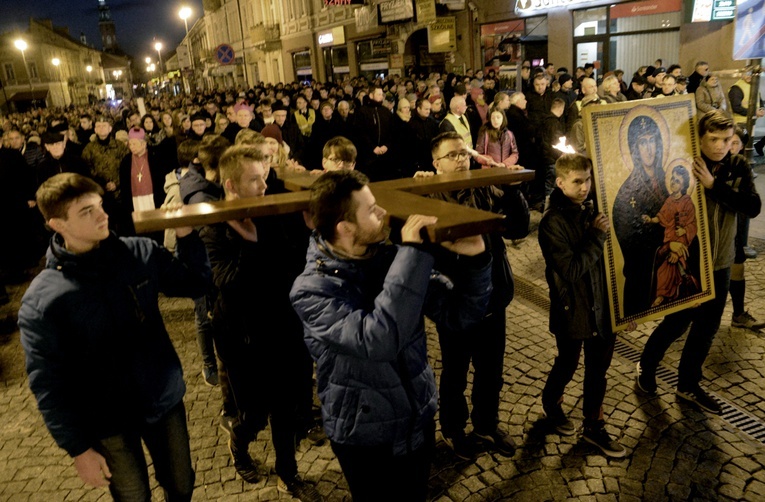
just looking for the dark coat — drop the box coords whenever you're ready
[538,188,611,340]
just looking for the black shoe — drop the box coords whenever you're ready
[442,432,478,460]
[473,426,516,457]
[304,424,327,447]
[582,422,627,458]
[677,386,722,414]
[228,439,262,483]
[220,413,235,436]
[543,408,576,436]
[635,362,657,396]
[755,142,764,157]
[202,365,219,387]
[278,475,323,502]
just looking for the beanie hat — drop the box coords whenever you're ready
[653,67,666,77]
[261,124,283,144]
[128,127,146,141]
[42,130,65,145]
[558,74,573,86]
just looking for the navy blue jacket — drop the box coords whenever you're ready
[290,233,492,455]
[19,232,211,457]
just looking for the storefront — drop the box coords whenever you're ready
[292,50,313,83]
[572,0,681,77]
[357,39,391,81]
[317,27,350,83]
[480,16,548,91]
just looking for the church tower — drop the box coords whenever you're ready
[98,0,118,52]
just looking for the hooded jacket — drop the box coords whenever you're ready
[290,233,492,455]
[19,232,211,457]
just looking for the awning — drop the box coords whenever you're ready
[10,90,49,101]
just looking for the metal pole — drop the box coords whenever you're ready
[235,0,250,89]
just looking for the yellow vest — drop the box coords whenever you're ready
[732,78,758,124]
[294,109,315,136]
[441,113,473,148]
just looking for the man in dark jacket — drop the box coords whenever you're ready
[424,132,517,460]
[36,130,89,188]
[538,154,627,458]
[408,98,441,174]
[354,85,395,181]
[290,170,493,501]
[19,173,211,500]
[637,111,761,415]
[200,146,319,501]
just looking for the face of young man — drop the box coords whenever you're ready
[348,186,388,246]
[80,117,92,130]
[321,106,333,120]
[557,169,592,205]
[191,120,207,136]
[273,110,287,126]
[700,127,734,162]
[230,161,268,199]
[7,131,24,150]
[416,101,431,119]
[730,134,743,155]
[433,139,470,174]
[236,109,252,128]
[50,193,110,253]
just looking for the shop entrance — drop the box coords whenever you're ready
[404,29,445,77]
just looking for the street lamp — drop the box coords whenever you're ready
[145,57,151,65]
[14,38,34,95]
[51,57,66,106]
[179,6,192,34]
[154,42,163,74]
[86,65,93,102]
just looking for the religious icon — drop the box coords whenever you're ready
[583,95,715,330]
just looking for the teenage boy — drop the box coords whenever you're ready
[538,153,628,458]
[19,173,212,500]
[290,170,492,501]
[636,111,761,413]
[200,146,320,501]
[309,136,357,175]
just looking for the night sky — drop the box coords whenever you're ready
[0,0,203,60]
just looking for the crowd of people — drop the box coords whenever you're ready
[2,58,764,501]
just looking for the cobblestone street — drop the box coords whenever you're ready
[2,162,765,500]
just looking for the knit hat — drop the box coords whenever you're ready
[42,130,65,145]
[653,67,666,77]
[261,124,283,144]
[190,112,208,124]
[644,66,656,77]
[558,74,573,86]
[128,127,146,141]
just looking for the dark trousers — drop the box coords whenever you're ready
[95,402,194,502]
[542,332,615,423]
[640,268,731,389]
[225,342,312,481]
[438,311,506,436]
[330,419,434,502]
[192,295,217,369]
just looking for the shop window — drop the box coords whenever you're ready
[573,7,607,36]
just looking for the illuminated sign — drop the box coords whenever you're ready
[515,0,602,15]
[317,27,345,46]
[318,33,334,45]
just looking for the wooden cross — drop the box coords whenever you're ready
[132,168,534,242]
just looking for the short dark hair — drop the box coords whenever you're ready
[36,173,103,221]
[177,139,199,167]
[431,131,462,158]
[198,135,232,179]
[322,136,357,163]
[555,153,592,179]
[698,110,734,138]
[310,170,369,242]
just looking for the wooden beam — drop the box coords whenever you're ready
[282,167,535,193]
[132,168,529,240]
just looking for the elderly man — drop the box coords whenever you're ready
[566,77,598,132]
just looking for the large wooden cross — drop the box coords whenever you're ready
[132,168,534,242]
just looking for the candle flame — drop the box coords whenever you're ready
[553,136,576,154]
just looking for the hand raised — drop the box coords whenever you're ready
[400,214,437,244]
[592,213,610,232]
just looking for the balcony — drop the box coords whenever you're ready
[251,23,281,52]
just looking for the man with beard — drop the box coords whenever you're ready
[355,85,395,181]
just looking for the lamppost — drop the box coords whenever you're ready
[179,6,195,94]
[154,42,163,75]
[51,58,66,106]
[86,65,93,102]
[14,38,34,95]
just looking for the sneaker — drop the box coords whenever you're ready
[582,423,627,458]
[202,365,219,387]
[635,361,657,396]
[442,431,478,460]
[744,246,758,259]
[304,424,327,447]
[732,311,765,331]
[228,439,261,483]
[473,426,517,457]
[277,476,323,502]
[542,408,576,436]
[676,386,722,414]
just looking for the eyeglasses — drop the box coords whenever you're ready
[435,150,470,162]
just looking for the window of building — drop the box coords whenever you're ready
[28,62,39,79]
[573,0,681,78]
[4,63,15,81]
